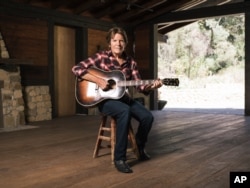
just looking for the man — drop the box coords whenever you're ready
[72,27,162,173]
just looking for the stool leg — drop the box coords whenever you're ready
[110,117,116,163]
[93,116,139,163]
[128,125,140,159]
[93,116,107,158]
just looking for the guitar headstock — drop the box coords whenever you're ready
[162,78,179,86]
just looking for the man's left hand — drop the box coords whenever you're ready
[144,79,163,91]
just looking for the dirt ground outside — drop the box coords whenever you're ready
[159,81,244,115]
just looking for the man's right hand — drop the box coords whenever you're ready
[96,77,110,91]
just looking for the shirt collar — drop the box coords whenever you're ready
[107,50,128,60]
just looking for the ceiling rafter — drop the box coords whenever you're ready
[115,0,167,22]
[74,0,102,15]
[128,0,191,26]
[8,0,243,34]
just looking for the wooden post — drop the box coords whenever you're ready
[0,80,4,128]
[245,9,250,116]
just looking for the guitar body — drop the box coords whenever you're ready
[75,67,179,107]
[75,68,126,107]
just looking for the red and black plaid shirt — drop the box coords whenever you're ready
[72,50,148,94]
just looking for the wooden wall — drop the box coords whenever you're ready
[0,14,49,85]
[0,15,48,65]
[134,25,153,80]
[88,29,108,56]
[135,26,150,70]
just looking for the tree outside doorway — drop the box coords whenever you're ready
[158,15,245,114]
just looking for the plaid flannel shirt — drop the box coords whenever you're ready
[72,50,149,94]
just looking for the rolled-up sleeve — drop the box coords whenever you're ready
[72,55,98,77]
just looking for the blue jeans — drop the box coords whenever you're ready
[98,95,154,161]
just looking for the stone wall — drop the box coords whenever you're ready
[0,68,25,128]
[24,86,52,122]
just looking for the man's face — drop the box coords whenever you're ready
[110,33,126,56]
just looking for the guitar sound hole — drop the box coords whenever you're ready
[107,79,116,89]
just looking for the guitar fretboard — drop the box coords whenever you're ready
[117,80,157,87]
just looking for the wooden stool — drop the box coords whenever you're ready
[93,115,139,162]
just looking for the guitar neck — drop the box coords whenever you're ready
[117,80,156,87]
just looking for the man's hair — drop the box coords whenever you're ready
[106,27,128,45]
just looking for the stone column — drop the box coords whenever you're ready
[0,32,10,59]
[0,68,25,128]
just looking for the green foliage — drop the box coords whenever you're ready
[158,15,245,79]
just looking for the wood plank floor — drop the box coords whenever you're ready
[0,110,250,188]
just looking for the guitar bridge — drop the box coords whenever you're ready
[95,84,99,90]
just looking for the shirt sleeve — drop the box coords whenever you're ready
[72,53,101,77]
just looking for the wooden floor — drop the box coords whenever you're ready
[1,109,250,188]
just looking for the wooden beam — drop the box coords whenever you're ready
[0,59,33,72]
[245,10,250,116]
[93,3,124,19]
[0,58,33,65]
[151,24,159,110]
[158,21,194,34]
[0,80,3,128]
[0,0,113,29]
[147,2,247,25]
[51,0,69,9]
[116,0,167,22]
[74,0,100,15]
[126,0,190,26]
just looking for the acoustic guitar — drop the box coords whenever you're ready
[75,67,179,107]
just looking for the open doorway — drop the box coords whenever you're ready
[158,14,245,115]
